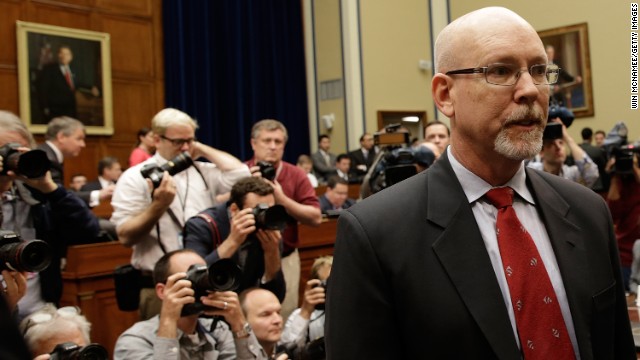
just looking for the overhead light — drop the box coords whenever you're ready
[402,116,419,123]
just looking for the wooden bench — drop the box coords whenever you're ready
[61,242,138,357]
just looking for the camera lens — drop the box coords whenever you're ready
[0,239,52,272]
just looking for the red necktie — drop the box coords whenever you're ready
[64,67,74,90]
[485,187,575,359]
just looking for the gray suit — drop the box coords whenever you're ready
[326,154,634,359]
[311,150,337,181]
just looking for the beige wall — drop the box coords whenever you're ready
[448,1,638,141]
[359,0,434,148]
[313,0,348,153]
[308,1,637,148]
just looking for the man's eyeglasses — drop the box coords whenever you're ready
[445,63,560,86]
[160,135,196,147]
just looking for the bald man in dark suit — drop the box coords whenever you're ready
[326,7,634,359]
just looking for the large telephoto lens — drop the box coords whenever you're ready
[0,239,52,272]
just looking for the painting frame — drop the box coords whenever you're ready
[538,22,594,118]
[16,21,113,135]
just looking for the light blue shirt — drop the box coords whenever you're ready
[447,147,579,358]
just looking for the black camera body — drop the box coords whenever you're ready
[0,230,52,272]
[49,342,108,360]
[313,279,328,311]
[543,105,574,141]
[140,152,193,188]
[257,161,276,181]
[276,337,326,360]
[252,203,288,231]
[181,259,242,316]
[611,143,640,174]
[0,143,50,179]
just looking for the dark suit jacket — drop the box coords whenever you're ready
[579,142,609,192]
[81,180,103,192]
[348,148,377,176]
[37,142,64,186]
[326,154,634,359]
[19,183,99,304]
[318,194,356,213]
[38,62,77,121]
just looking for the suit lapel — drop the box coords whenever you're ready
[428,157,521,359]
[525,169,590,354]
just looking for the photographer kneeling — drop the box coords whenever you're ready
[183,177,286,301]
[115,249,267,360]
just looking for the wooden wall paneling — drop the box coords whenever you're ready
[0,1,21,65]
[0,70,19,113]
[102,15,154,78]
[151,0,164,109]
[29,2,92,30]
[32,0,94,9]
[95,0,152,17]
[111,79,157,139]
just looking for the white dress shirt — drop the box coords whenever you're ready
[447,147,579,358]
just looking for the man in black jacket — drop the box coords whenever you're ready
[0,110,99,319]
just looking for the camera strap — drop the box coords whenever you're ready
[195,212,222,248]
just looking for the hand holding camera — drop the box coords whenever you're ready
[300,279,327,318]
[160,271,196,323]
[228,207,258,246]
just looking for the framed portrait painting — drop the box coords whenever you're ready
[538,22,594,118]
[16,21,113,135]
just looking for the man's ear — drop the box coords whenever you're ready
[155,283,165,301]
[229,202,240,215]
[432,74,455,118]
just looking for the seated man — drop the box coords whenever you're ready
[281,256,331,351]
[68,173,87,192]
[239,288,286,359]
[330,154,358,184]
[0,111,99,319]
[318,176,355,214]
[80,156,122,208]
[114,249,265,360]
[183,177,285,301]
[527,119,599,187]
[20,303,94,359]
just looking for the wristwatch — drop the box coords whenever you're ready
[233,322,252,339]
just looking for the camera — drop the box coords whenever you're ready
[0,143,51,179]
[602,122,639,174]
[543,105,574,141]
[181,258,242,316]
[49,342,108,360]
[276,337,326,360]
[140,152,193,189]
[611,143,640,174]
[257,161,276,181]
[0,230,52,272]
[252,203,288,231]
[312,279,328,311]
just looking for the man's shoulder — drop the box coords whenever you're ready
[121,316,159,337]
[527,166,604,204]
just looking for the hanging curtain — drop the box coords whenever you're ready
[163,0,310,162]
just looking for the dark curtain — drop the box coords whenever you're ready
[163,0,309,163]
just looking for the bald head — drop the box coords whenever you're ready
[434,7,544,73]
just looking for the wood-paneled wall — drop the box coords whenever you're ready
[0,0,164,185]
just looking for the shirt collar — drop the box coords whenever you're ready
[447,146,535,205]
[46,141,64,164]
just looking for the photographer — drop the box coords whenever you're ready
[280,256,331,358]
[115,249,267,360]
[183,177,286,301]
[527,118,599,188]
[111,108,250,319]
[607,152,640,291]
[0,110,99,319]
[21,303,99,359]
